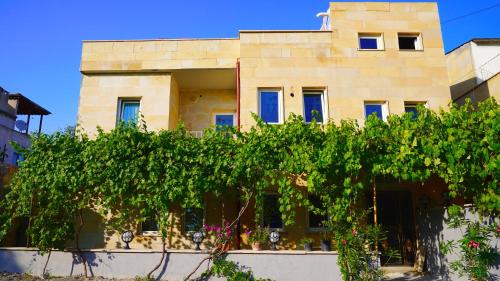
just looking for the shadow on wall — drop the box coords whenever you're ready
[451,77,492,106]
[415,200,448,280]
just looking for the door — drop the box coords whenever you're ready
[377,190,416,266]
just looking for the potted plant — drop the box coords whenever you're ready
[203,223,233,251]
[300,237,314,251]
[320,230,331,251]
[246,227,269,251]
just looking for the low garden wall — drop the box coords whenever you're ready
[0,248,342,281]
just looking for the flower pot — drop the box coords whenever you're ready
[320,239,331,251]
[252,242,262,251]
[217,241,232,252]
[303,242,313,251]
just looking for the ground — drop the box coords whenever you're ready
[0,273,129,281]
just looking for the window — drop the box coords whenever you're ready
[308,195,327,231]
[263,194,283,229]
[118,100,140,124]
[398,33,423,50]
[259,90,283,124]
[11,152,23,166]
[358,33,384,50]
[364,102,388,121]
[303,90,326,123]
[214,113,234,132]
[404,102,426,119]
[184,207,204,233]
[141,215,159,235]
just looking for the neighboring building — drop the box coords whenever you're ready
[446,38,500,105]
[76,1,452,271]
[0,87,50,167]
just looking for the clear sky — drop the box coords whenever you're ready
[1,0,499,133]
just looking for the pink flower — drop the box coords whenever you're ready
[468,240,480,249]
[352,229,358,236]
[245,229,252,236]
[341,239,347,245]
[497,224,500,233]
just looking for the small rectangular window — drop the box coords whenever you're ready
[141,215,159,235]
[398,33,423,50]
[259,89,283,124]
[118,99,140,124]
[404,102,426,119]
[263,194,283,230]
[303,90,326,123]
[364,102,388,121]
[184,207,204,233]
[359,33,383,50]
[308,195,327,230]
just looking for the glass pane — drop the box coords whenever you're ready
[399,37,417,50]
[185,208,203,232]
[360,38,378,49]
[308,195,327,229]
[304,93,324,122]
[365,104,383,119]
[260,91,279,123]
[215,115,234,127]
[263,194,283,229]
[405,106,418,119]
[142,215,159,232]
[121,101,140,123]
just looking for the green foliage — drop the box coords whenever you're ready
[247,227,269,244]
[439,205,499,281]
[0,98,497,280]
[207,256,272,281]
[299,237,314,245]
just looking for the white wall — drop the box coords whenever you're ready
[471,41,500,83]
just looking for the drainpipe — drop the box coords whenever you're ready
[236,58,242,249]
[236,58,241,131]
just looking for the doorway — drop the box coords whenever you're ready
[377,190,416,266]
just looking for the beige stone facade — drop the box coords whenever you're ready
[77,2,451,251]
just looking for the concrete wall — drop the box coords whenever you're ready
[0,249,341,281]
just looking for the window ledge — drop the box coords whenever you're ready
[358,48,385,51]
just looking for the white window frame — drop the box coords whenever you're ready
[258,89,284,124]
[398,33,424,51]
[358,33,384,51]
[117,98,141,125]
[364,101,389,122]
[212,112,236,126]
[261,193,285,232]
[302,89,328,124]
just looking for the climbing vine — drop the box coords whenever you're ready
[0,98,497,280]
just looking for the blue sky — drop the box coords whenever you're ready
[1,0,499,133]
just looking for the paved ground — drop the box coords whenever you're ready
[0,273,129,281]
[384,272,443,281]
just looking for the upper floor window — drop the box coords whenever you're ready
[184,207,204,233]
[364,102,388,121]
[358,33,384,50]
[263,194,283,230]
[259,89,283,124]
[303,90,326,123]
[119,99,140,124]
[404,102,426,119]
[398,33,423,51]
[214,113,234,130]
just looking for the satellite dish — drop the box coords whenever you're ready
[15,120,28,131]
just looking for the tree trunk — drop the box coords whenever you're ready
[75,210,89,278]
[147,238,167,279]
[42,249,52,278]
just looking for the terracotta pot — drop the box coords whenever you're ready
[252,242,262,251]
[217,241,232,252]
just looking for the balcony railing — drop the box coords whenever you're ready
[188,131,203,138]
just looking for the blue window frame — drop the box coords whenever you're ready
[359,34,382,50]
[303,92,324,123]
[259,90,281,123]
[405,105,418,119]
[120,100,140,124]
[365,103,384,120]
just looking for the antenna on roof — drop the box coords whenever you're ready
[316,9,331,31]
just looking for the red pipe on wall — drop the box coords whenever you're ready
[236,58,241,131]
